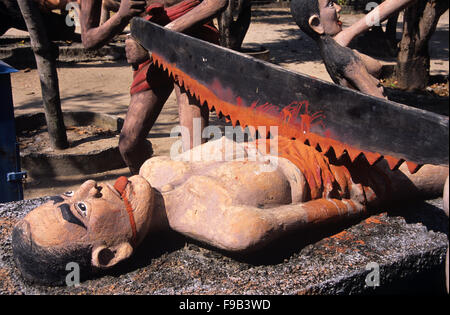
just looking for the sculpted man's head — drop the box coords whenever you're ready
[12,175,154,285]
[290,0,343,39]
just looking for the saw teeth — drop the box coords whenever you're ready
[363,152,383,166]
[383,156,405,170]
[152,57,425,175]
[346,148,362,162]
[406,161,421,174]
[312,141,322,152]
[248,126,257,139]
[321,144,333,156]
[332,144,347,159]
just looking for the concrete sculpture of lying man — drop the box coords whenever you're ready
[12,136,448,285]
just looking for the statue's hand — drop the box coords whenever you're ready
[125,36,150,67]
[117,0,146,20]
[103,0,121,12]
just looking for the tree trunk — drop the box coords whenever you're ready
[395,0,448,91]
[17,0,68,149]
[218,0,252,51]
[385,11,399,52]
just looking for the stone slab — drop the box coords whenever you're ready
[16,112,128,177]
[0,196,448,295]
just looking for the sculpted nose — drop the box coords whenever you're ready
[75,179,97,198]
[335,3,342,13]
[89,183,103,198]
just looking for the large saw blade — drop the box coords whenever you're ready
[131,18,449,172]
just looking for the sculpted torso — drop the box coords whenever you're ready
[11,137,448,284]
[138,138,305,250]
[138,137,447,251]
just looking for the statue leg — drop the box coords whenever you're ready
[382,163,448,202]
[175,85,209,152]
[119,86,173,174]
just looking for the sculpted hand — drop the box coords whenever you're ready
[125,36,150,67]
[117,0,146,21]
[103,0,122,12]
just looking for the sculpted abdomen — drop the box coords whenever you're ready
[204,161,293,207]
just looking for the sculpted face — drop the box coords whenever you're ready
[316,0,343,36]
[290,0,342,39]
[12,175,154,284]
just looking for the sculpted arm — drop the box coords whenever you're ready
[80,0,145,49]
[127,0,228,68]
[352,50,383,78]
[166,182,366,252]
[166,165,449,252]
[344,58,386,99]
[165,0,228,32]
[334,0,415,47]
[103,0,121,11]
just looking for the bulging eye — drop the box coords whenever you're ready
[63,191,74,197]
[75,202,88,216]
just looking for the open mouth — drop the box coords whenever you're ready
[107,182,123,199]
[113,176,130,199]
[336,14,342,26]
[110,176,135,207]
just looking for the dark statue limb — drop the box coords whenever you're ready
[80,0,146,50]
[290,0,418,98]
[119,88,172,175]
[218,0,252,51]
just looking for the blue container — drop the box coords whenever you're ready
[0,60,26,203]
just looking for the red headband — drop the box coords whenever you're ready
[113,176,137,246]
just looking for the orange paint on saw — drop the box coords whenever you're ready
[151,53,421,174]
[258,136,354,200]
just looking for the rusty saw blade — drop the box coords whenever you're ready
[131,18,449,173]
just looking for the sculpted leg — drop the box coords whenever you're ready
[175,85,209,152]
[119,86,173,174]
[380,162,448,203]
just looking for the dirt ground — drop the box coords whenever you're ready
[6,7,449,199]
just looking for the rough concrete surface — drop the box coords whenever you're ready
[0,196,448,295]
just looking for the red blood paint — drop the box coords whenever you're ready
[151,53,420,174]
